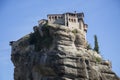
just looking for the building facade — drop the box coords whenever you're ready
[47,12,88,33]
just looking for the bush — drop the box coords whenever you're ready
[87,44,92,50]
[29,24,53,51]
[72,29,77,35]
[95,57,102,63]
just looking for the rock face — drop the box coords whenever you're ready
[10,22,119,80]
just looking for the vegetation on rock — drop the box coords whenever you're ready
[87,43,92,50]
[95,57,102,63]
[29,24,53,51]
[72,29,78,35]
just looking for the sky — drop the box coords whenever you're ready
[0,0,120,80]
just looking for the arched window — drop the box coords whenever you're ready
[52,16,54,20]
[55,16,57,20]
[69,18,71,22]
[49,16,51,20]
[71,19,73,22]
[74,19,76,22]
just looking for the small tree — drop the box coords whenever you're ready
[94,35,99,53]
[87,44,92,50]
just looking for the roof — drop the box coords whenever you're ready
[47,14,63,16]
[47,12,84,17]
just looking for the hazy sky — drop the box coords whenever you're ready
[0,0,120,80]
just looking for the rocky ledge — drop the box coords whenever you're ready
[10,22,119,80]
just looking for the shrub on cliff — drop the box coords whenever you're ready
[29,24,53,51]
[87,44,92,50]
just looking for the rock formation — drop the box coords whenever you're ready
[10,13,119,80]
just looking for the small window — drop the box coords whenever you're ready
[49,16,51,20]
[55,16,57,20]
[69,18,71,21]
[71,19,73,22]
[74,19,76,22]
[52,16,54,19]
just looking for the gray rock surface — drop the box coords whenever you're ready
[10,23,119,80]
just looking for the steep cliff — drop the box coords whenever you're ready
[10,22,119,80]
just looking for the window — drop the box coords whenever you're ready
[55,16,57,20]
[49,16,51,20]
[71,19,73,22]
[69,18,71,21]
[52,16,54,20]
[74,19,76,22]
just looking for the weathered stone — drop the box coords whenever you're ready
[10,13,119,80]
